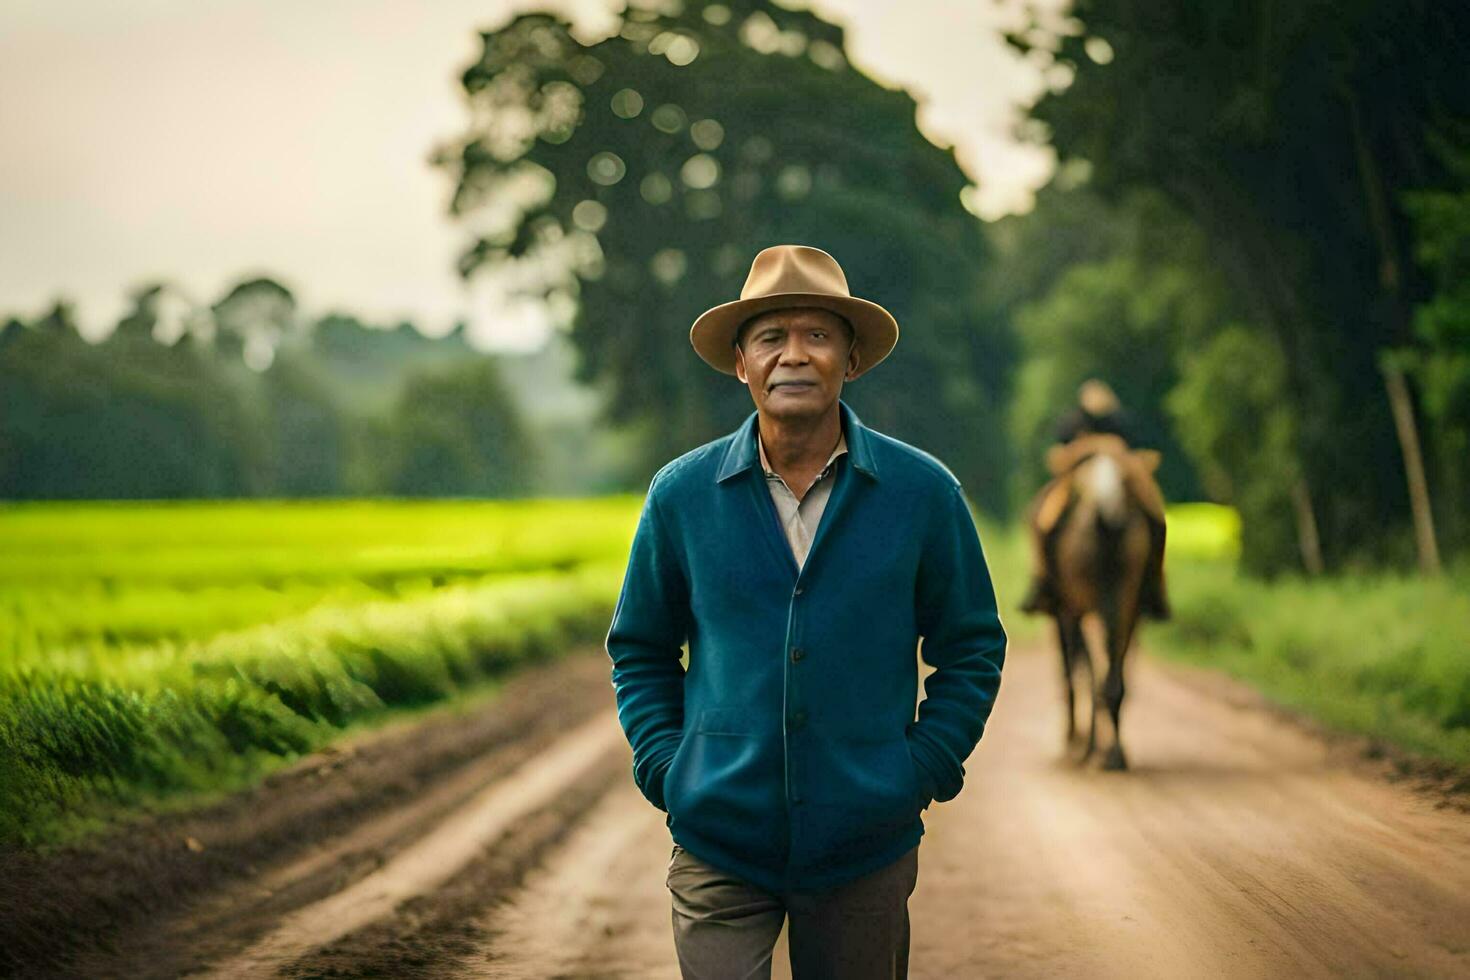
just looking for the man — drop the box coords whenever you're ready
[1018,378,1171,620]
[605,244,1008,979]
[1053,378,1139,446]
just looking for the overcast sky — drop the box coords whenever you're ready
[0,0,1058,350]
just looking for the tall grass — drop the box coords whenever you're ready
[0,563,624,847]
[1154,557,1470,766]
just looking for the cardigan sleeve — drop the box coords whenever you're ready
[605,470,690,812]
[907,481,1008,804]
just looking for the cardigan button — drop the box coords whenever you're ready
[791,710,807,728]
[791,647,805,662]
[793,586,804,596]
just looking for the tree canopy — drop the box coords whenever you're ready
[1007,0,1470,570]
[437,0,1014,509]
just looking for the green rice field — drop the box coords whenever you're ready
[0,498,642,847]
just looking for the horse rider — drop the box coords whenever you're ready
[1018,379,1171,621]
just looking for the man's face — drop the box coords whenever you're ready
[733,307,859,421]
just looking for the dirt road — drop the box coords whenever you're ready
[14,644,1469,978]
[465,644,1470,979]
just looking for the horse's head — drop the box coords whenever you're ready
[1076,450,1130,527]
[1057,435,1154,531]
[1047,435,1157,665]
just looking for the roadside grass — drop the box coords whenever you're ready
[1153,556,1470,767]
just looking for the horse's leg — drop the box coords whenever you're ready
[1100,651,1127,771]
[1054,613,1078,749]
[1066,613,1096,763]
[1101,575,1143,772]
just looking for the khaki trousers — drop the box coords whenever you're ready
[667,842,920,980]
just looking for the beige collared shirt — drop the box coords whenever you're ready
[757,428,849,570]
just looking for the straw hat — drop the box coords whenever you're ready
[689,244,899,377]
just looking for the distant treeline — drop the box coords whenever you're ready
[0,278,536,500]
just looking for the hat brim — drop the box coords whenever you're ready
[689,292,899,377]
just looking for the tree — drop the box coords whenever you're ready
[436,0,1014,511]
[1011,0,1470,570]
[0,302,268,499]
[1167,325,1311,575]
[113,282,201,345]
[210,276,300,372]
[377,357,534,497]
[1397,121,1470,560]
[259,348,352,497]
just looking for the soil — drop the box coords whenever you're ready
[0,650,618,979]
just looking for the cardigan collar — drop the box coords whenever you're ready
[716,398,879,484]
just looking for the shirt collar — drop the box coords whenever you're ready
[758,427,847,478]
[717,398,880,484]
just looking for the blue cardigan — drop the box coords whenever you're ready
[606,399,1008,893]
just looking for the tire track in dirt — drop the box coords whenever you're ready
[272,751,625,980]
[460,775,680,979]
[195,712,625,979]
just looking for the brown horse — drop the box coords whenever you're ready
[1044,439,1158,770]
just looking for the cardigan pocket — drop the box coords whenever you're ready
[664,708,787,871]
[662,706,750,814]
[801,733,923,873]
